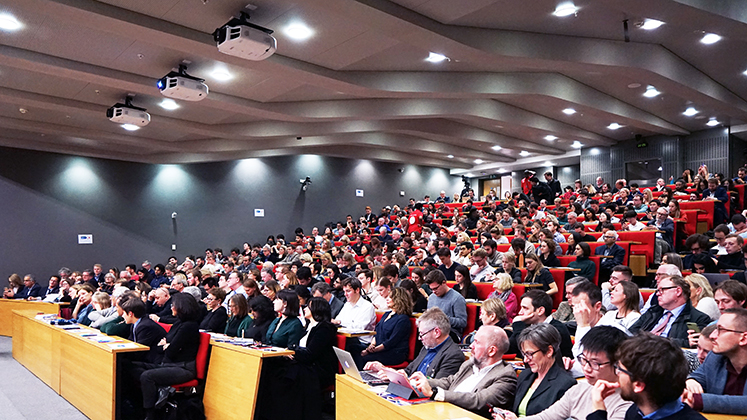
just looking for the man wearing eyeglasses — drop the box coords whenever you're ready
[629,275,711,348]
[594,230,625,283]
[589,333,706,420]
[644,207,674,265]
[683,307,747,415]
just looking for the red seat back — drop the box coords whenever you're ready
[195,332,211,380]
[464,303,479,337]
[475,283,493,300]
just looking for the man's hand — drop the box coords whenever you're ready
[681,389,695,408]
[149,314,160,322]
[363,361,384,372]
[590,380,619,412]
[687,330,700,348]
[685,378,704,394]
[409,372,433,398]
[573,299,592,328]
[562,356,575,371]
[600,282,611,291]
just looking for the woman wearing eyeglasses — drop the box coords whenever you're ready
[199,288,228,332]
[511,323,576,417]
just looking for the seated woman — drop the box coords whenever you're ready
[685,274,720,321]
[453,265,478,299]
[462,298,508,345]
[372,276,392,310]
[265,290,305,348]
[200,288,228,332]
[538,239,560,268]
[355,287,412,369]
[225,295,253,338]
[261,280,281,301]
[244,296,276,342]
[88,290,116,329]
[495,254,522,284]
[487,273,517,322]
[523,254,558,295]
[512,323,577,417]
[132,293,201,420]
[399,279,428,313]
[567,242,596,281]
[73,284,96,326]
[3,273,24,299]
[599,280,641,331]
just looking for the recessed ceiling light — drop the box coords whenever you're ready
[0,13,23,31]
[211,68,233,81]
[544,135,558,141]
[640,19,664,30]
[544,161,554,166]
[742,69,747,76]
[706,117,719,126]
[683,107,698,117]
[159,99,180,110]
[447,154,454,159]
[627,83,642,89]
[426,52,449,63]
[643,85,660,98]
[474,159,484,164]
[121,124,141,131]
[562,108,576,115]
[553,2,578,17]
[497,168,506,173]
[571,141,583,148]
[284,23,314,40]
[519,151,530,157]
[607,123,622,130]
[700,33,722,45]
[491,145,502,151]
[465,173,474,178]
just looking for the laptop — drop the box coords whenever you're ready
[333,347,389,386]
[702,273,730,287]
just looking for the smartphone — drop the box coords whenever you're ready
[686,322,700,333]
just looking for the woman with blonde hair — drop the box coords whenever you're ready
[462,298,508,344]
[356,287,412,368]
[685,274,720,321]
[488,273,517,321]
[523,253,558,295]
[3,274,24,298]
[642,188,654,204]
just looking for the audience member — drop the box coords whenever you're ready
[355,287,412,369]
[508,290,573,358]
[265,289,305,348]
[594,231,625,282]
[425,269,468,340]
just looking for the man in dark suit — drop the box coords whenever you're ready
[410,326,517,417]
[544,171,562,198]
[146,288,177,324]
[311,281,344,318]
[39,275,60,300]
[702,178,729,226]
[629,275,711,348]
[119,292,167,363]
[508,290,574,358]
[715,234,746,271]
[594,230,626,282]
[17,275,44,300]
[364,307,464,379]
[530,177,553,204]
[645,207,675,264]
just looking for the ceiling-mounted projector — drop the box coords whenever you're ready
[213,11,277,61]
[156,64,208,101]
[106,96,150,127]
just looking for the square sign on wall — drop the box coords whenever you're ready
[78,234,93,244]
[254,209,265,217]
[356,189,364,197]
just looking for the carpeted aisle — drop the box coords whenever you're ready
[0,336,89,420]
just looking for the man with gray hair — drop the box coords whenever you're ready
[642,264,682,314]
[594,230,625,282]
[364,307,463,379]
[644,206,674,264]
[410,326,517,417]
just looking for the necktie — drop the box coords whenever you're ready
[651,311,672,336]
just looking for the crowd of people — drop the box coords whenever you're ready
[4,166,747,419]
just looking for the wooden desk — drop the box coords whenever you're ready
[336,374,486,420]
[11,310,147,420]
[203,340,293,420]
[0,299,61,336]
[338,329,377,338]
[703,414,744,420]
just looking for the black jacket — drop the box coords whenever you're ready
[199,306,228,332]
[629,300,711,348]
[159,320,200,365]
[130,317,167,363]
[512,363,577,415]
[291,321,338,389]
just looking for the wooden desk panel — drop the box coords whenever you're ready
[1,299,60,336]
[203,341,293,420]
[336,374,485,420]
[12,310,61,392]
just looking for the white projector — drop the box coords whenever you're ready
[216,24,277,61]
[106,105,150,127]
[157,76,208,102]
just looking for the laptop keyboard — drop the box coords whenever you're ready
[360,371,381,382]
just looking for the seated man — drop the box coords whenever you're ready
[502,326,632,420]
[594,231,625,282]
[365,307,464,379]
[436,247,461,281]
[685,307,747,415]
[470,248,495,283]
[17,274,44,300]
[714,234,746,271]
[588,333,706,420]
[410,326,517,418]
[146,287,177,324]
[333,277,377,347]
[310,281,344,318]
[507,290,573,358]
[682,234,710,270]
[629,275,711,348]
[426,269,467,340]
[644,207,674,265]
[641,264,682,314]
[714,281,747,315]
[118,292,167,363]
[551,276,588,326]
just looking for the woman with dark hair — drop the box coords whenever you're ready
[243,296,276,342]
[132,293,201,420]
[137,268,151,286]
[224,294,252,337]
[538,239,560,268]
[512,324,576,417]
[453,265,477,299]
[200,288,228,332]
[691,252,719,274]
[399,279,428,313]
[568,242,596,281]
[356,287,412,369]
[265,290,305,348]
[599,280,641,331]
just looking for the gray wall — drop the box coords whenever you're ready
[580,128,730,186]
[0,147,462,279]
